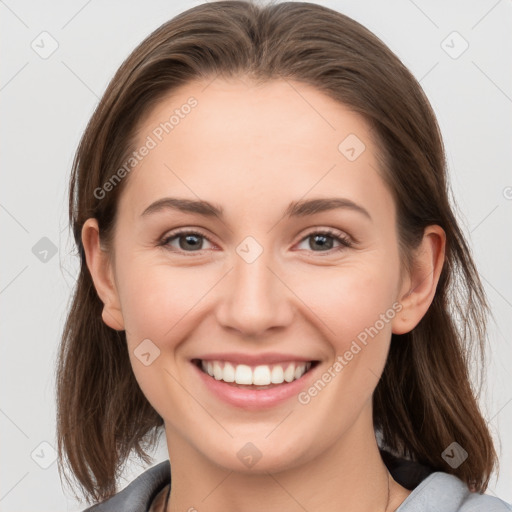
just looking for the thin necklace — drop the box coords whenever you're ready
[163,473,393,512]
[384,472,391,512]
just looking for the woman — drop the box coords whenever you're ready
[56,1,511,511]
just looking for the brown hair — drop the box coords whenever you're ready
[56,0,497,503]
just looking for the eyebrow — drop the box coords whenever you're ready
[141,197,372,221]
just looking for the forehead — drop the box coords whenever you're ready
[137,77,374,155]
[118,77,393,224]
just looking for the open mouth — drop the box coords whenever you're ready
[192,358,320,390]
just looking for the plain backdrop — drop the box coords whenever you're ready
[1,1,511,510]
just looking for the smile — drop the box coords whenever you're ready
[190,353,321,409]
[195,359,316,388]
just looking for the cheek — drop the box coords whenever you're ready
[295,267,400,411]
[117,260,204,414]
[117,247,401,349]
[118,257,206,339]
[294,259,400,348]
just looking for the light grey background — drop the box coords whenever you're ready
[1,1,511,510]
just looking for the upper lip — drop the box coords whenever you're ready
[192,352,318,365]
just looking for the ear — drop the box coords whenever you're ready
[81,218,125,331]
[392,225,446,335]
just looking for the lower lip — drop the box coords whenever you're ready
[192,362,317,410]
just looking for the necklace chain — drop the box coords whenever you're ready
[384,472,391,512]
[164,471,395,512]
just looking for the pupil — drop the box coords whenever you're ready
[177,234,334,251]
[312,234,332,251]
[180,234,201,250]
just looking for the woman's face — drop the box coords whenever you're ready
[97,78,413,472]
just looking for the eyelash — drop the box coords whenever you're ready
[158,227,354,256]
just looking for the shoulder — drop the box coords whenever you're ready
[397,472,512,512]
[81,460,170,512]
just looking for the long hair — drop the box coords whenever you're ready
[56,0,497,503]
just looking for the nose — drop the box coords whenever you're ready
[215,249,295,338]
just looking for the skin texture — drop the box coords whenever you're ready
[82,77,446,512]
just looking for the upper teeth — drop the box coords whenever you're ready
[201,360,312,385]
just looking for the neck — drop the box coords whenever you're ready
[164,408,409,512]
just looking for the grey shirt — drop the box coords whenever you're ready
[83,459,512,512]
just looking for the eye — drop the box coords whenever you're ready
[295,229,353,253]
[160,229,215,253]
[159,227,353,255]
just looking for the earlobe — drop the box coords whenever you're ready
[392,225,446,335]
[81,218,125,331]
